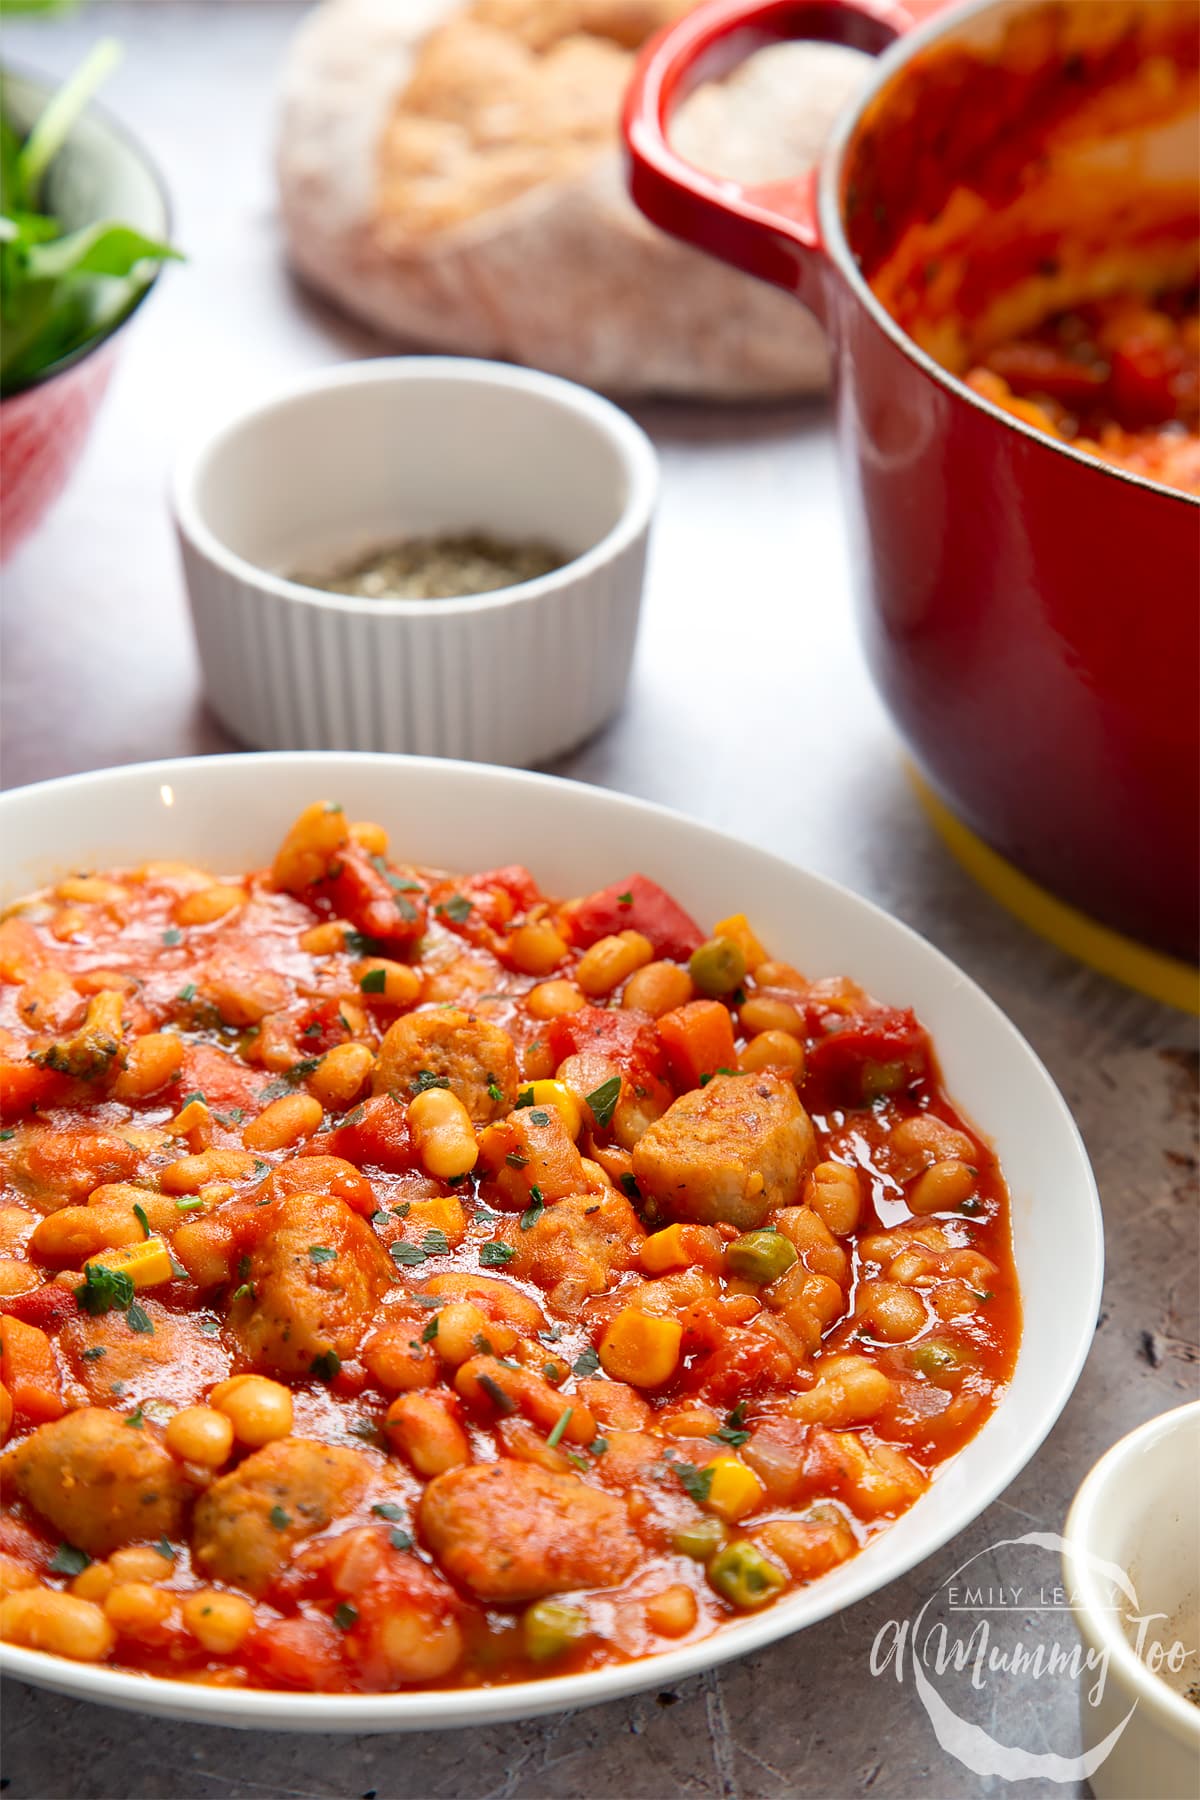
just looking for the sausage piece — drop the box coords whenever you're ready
[372,1008,518,1123]
[2,1407,187,1556]
[419,1460,638,1602]
[192,1437,374,1593]
[632,1071,815,1228]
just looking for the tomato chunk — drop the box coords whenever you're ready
[805,1007,932,1106]
[568,874,703,961]
[0,1284,78,1334]
[309,843,427,948]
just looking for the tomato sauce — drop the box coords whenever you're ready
[0,803,1019,1692]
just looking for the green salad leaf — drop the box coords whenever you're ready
[0,38,180,392]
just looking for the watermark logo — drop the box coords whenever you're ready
[870,1530,1195,1782]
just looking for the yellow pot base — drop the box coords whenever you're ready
[909,770,1200,1015]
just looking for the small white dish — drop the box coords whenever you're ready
[0,751,1103,1732]
[172,360,657,765]
[1063,1401,1200,1800]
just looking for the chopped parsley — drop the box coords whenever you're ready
[410,1070,450,1095]
[389,1527,414,1552]
[260,1057,323,1102]
[505,1151,529,1169]
[126,1302,154,1335]
[268,1505,291,1531]
[370,855,421,894]
[710,1400,750,1448]
[421,1315,440,1344]
[358,967,387,994]
[487,1080,505,1104]
[390,1242,426,1266]
[589,1436,609,1456]
[519,1188,545,1232]
[176,983,196,1003]
[371,1502,404,1521]
[80,1346,106,1362]
[229,1283,254,1305]
[133,1202,151,1240]
[527,1109,550,1128]
[155,1538,175,1562]
[125,1406,145,1429]
[308,1245,337,1264]
[479,1242,515,1267]
[546,1407,573,1449]
[477,1373,517,1415]
[676,1462,714,1504]
[422,1228,450,1258]
[49,1544,90,1577]
[620,1172,641,1202]
[616,890,633,906]
[343,927,387,958]
[437,894,473,924]
[310,1350,341,1382]
[161,927,183,946]
[332,1602,358,1631]
[572,1347,600,1378]
[584,1076,621,1129]
[513,1086,535,1109]
[75,1263,134,1316]
[370,1209,390,1228]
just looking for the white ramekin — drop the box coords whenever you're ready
[1062,1401,1200,1800]
[172,359,657,765]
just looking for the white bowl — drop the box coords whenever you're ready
[0,752,1103,1732]
[1063,1402,1200,1800]
[172,360,657,765]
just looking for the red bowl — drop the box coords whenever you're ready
[623,0,1200,970]
[0,67,171,561]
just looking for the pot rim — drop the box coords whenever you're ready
[0,60,174,402]
[811,0,1199,509]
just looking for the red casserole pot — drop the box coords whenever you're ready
[624,0,1200,983]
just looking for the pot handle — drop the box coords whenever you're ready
[623,0,932,318]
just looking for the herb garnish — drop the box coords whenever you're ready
[132,1202,151,1239]
[479,1242,515,1267]
[546,1407,573,1449]
[358,967,387,994]
[310,1349,341,1382]
[477,1373,517,1415]
[161,927,182,946]
[710,1400,750,1448]
[49,1543,90,1577]
[75,1262,134,1315]
[333,1603,357,1631]
[584,1076,621,1129]
[437,895,472,925]
[676,1462,714,1504]
[519,1188,545,1232]
[571,1347,600,1378]
[308,1245,337,1264]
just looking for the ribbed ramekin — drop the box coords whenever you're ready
[172,359,657,765]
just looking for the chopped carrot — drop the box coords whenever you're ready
[0,1316,64,1424]
[656,1000,738,1091]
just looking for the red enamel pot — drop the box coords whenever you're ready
[624,0,1200,971]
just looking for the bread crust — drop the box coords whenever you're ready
[277,0,867,397]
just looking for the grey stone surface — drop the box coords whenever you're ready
[1,7,1196,1797]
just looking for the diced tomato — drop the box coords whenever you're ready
[984,341,1107,406]
[317,1094,414,1173]
[0,1057,73,1121]
[0,1283,78,1333]
[274,1152,377,1215]
[0,1315,64,1423]
[312,843,427,949]
[468,865,541,916]
[1109,336,1187,428]
[682,1321,793,1406]
[546,1007,665,1083]
[655,1000,737,1091]
[804,1007,932,1106]
[567,874,703,961]
[290,998,354,1058]
[178,1042,269,1114]
[245,1615,345,1690]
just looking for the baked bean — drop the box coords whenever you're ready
[738,1030,804,1077]
[508,922,567,977]
[165,1406,235,1468]
[752,961,806,990]
[109,1545,175,1584]
[526,979,585,1019]
[804,1162,862,1237]
[210,1375,294,1447]
[408,1088,477,1180]
[353,958,422,1006]
[104,1582,175,1643]
[307,1041,374,1109]
[161,1149,256,1194]
[0,1589,114,1662]
[622,961,694,1018]
[739,995,804,1037]
[272,801,349,892]
[71,1563,114,1603]
[908,1159,976,1215]
[888,1115,976,1174]
[299,920,350,956]
[0,1260,37,1297]
[644,1584,698,1636]
[242,1093,323,1152]
[428,1301,496,1366]
[112,1032,184,1100]
[30,1205,139,1264]
[183,1590,255,1654]
[855,1279,927,1342]
[0,1554,36,1596]
[385,1391,471,1476]
[575,931,654,997]
[56,877,127,907]
[348,820,389,856]
[786,1355,894,1425]
[175,885,246,927]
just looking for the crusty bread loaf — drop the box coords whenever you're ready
[277,0,868,397]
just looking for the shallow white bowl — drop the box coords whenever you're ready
[0,752,1103,1732]
[172,361,657,765]
[1063,1402,1200,1800]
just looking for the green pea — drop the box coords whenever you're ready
[725,1229,798,1285]
[910,1338,974,1386]
[688,936,747,997]
[707,1539,786,1609]
[522,1597,590,1662]
[671,1516,728,1561]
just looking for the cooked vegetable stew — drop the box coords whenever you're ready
[965,286,1200,494]
[0,805,1018,1691]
